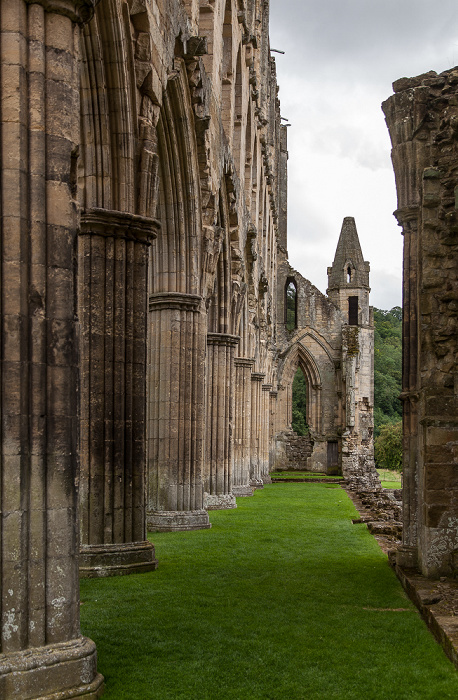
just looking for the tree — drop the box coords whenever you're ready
[374,420,402,471]
[373,307,402,436]
[291,368,308,435]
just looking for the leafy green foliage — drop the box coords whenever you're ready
[80,485,458,699]
[375,420,403,472]
[374,307,402,436]
[291,368,308,435]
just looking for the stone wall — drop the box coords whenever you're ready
[383,68,458,577]
[273,431,314,472]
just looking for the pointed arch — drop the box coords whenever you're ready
[79,1,136,212]
[150,60,202,295]
[278,342,323,435]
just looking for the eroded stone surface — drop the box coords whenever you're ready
[384,68,458,577]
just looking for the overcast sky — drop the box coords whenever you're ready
[269,0,458,310]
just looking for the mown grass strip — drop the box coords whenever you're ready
[270,471,343,480]
[80,484,458,699]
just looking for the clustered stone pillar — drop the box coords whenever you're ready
[269,389,278,466]
[250,372,265,488]
[147,293,211,531]
[78,209,159,576]
[232,358,255,496]
[260,384,273,483]
[204,333,239,509]
[0,0,104,696]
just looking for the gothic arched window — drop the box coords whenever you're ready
[285,279,297,331]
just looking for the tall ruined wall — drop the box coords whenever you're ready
[275,253,344,472]
[0,0,284,696]
[383,69,458,577]
[274,219,378,487]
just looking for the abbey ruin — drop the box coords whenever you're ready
[0,0,457,697]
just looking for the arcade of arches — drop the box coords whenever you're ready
[0,0,457,697]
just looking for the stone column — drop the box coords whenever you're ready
[250,372,265,488]
[261,384,273,483]
[232,358,255,497]
[204,333,239,510]
[78,209,159,576]
[269,389,278,469]
[147,293,211,531]
[0,0,104,697]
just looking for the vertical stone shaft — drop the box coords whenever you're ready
[204,333,239,510]
[250,372,265,488]
[261,384,272,483]
[399,211,420,562]
[0,0,103,697]
[78,210,158,577]
[147,294,211,531]
[232,358,254,497]
[269,389,278,466]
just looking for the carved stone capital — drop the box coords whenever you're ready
[26,0,99,24]
[149,292,202,312]
[206,332,240,347]
[394,205,420,228]
[80,208,160,244]
[251,372,265,382]
[262,383,273,392]
[234,357,255,368]
[269,390,278,398]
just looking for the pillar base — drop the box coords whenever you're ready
[262,475,272,484]
[396,544,418,569]
[232,485,254,497]
[79,541,158,578]
[147,509,211,532]
[0,637,104,700]
[250,478,264,489]
[204,493,237,510]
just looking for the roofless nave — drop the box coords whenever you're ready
[0,0,457,697]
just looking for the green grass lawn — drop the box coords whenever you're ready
[377,468,402,489]
[80,484,457,699]
[270,471,343,480]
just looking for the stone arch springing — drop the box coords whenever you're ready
[150,61,202,295]
[79,4,136,212]
[208,190,231,334]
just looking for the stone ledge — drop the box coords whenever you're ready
[395,566,458,669]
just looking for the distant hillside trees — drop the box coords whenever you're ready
[373,306,402,470]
